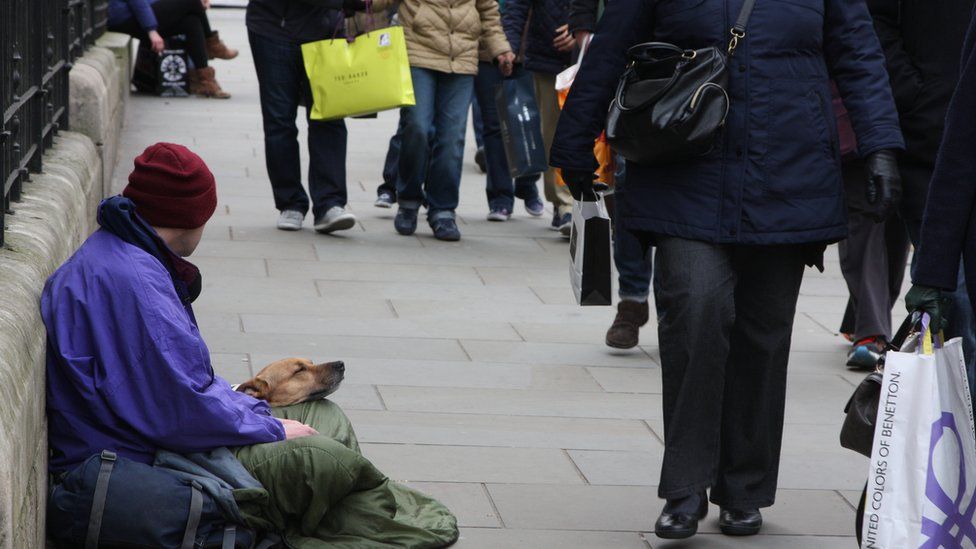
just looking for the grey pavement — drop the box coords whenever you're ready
[111,10,885,548]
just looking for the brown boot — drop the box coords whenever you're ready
[206,31,239,60]
[188,67,231,99]
[605,300,649,349]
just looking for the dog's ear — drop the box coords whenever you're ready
[238,378,270,400]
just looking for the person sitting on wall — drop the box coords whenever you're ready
[108,0,237,98]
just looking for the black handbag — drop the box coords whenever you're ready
[606,0,756,165]
[839,313,919,457]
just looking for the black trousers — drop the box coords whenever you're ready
[110,0,213,68]
[652,235,806,508]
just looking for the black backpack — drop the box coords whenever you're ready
[48,450,275,549]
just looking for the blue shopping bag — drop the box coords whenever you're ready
[495,73,548,178]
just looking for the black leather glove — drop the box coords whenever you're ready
[864,150,902,223]
[905,284,949,334]
[342,0,367,16]
[561,169,596,201]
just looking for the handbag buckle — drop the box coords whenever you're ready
[681,49,697,60]
[728,28,745,56]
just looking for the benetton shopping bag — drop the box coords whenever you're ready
[495,72,548,178]
[863,319,976,548]
[569,194,612,306]
[302,27,415,121]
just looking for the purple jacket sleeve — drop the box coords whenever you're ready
[98,258,285,452]
[125,0,159,31]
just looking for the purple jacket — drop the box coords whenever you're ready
[42,229,284,473]
[108,0,159,32]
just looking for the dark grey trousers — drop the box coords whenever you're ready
[653,236,806,508]
[837,162,911,340]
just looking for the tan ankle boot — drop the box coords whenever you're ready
[206,31,239,60]
[188,67,231,99]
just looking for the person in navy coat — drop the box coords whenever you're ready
[551,0,905,539]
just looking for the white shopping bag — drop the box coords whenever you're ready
[863,321,976,548]
[569,194,611,306]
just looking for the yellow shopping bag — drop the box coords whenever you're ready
[301,27,415,121]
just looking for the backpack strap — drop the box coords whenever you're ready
[85,451,117,549]
[222,525,237,549]
[180,481,205,549]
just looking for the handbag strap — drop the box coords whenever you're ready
[85,451,117,549]
[180,481,205,549]
[728,0,757,56]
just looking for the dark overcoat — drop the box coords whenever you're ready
[551,0,905,245]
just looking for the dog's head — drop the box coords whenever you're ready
[237,357,345,407]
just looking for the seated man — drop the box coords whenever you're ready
[42,143,457,547]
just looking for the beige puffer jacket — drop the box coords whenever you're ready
[372,0,511,75]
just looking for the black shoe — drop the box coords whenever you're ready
[394,207,418,235]
[430,217,461,241]
[719,508,762,536]
[475,147,487,173]
[654,493,708,540]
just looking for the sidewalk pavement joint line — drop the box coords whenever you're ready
[527,286,547,305]
[385,299,400,319]
[564,448,591,484]
[473,267,488,286]
[480,482,507,529]
[639,532,654,549]
[263,258,270,277]
[509,323,527,342]
[837,373,858,388]
[224,204,231,214]
[415,234,430,248]
[457,340,473,361]
[237,313,245,333]
[245,353,254,377]
[582,367,608,392]
[642,420,665,445]
[835,489,857,512]
[531,237,549,252]
[311,241,321,261]
[357,180,366,192]
[802,311,842,336]
[372,386,389,411]
[227,226,234,241]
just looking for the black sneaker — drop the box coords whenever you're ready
[474,148,487,174]
[394,207,418,235]
[374,191,395,208]
[550,210,561,231]
[430,218,461,241]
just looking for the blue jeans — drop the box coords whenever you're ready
[613,156,653,301]
[378,117,405,198]
[248,31,348,220]
[473,63,541,211]
[472,96,485,149]
[397,67,473,221]
[906,220,976,399]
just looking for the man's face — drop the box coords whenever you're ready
[178,226,206,257]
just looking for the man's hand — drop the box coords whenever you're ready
[905,284,949,334]
[864,150,902,223]
[496,52,515,77]
[148,30,165,54]
[279,418,318,440]
[553,24,576,52]
[562,169,596,201]
[201,0,211,9]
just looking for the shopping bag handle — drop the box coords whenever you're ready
[918,312,944,355]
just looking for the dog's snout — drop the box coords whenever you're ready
[333,361,345,373]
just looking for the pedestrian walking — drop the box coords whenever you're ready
[871,0,976,378]
[374,0,515,241]
[108,0,236,98]
[503,0,576,236]
[552,0,904,539]
[906,6,976,401]
[246,0,368,234]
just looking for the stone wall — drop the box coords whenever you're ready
[0,32,130,549]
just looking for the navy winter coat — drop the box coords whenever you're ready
[551,0,905,245]
[503,0,573,75]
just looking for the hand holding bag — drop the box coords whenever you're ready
[606,0,756,165]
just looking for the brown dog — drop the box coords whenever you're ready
[236,357,345,407]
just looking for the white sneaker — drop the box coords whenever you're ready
[314,206,357,233]
[277,210,304,231]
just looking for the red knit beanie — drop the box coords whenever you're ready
[123,143,217,229]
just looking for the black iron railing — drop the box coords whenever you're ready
[0,0,108,246]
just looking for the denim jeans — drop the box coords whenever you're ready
[652,236,806,508]
[472,95,485,149]
[378,118,404,199]
[906,219,976,399]
[249,31,348,221]
[612,156,653,301]
[397,67,473,221]
[473,63,541,211]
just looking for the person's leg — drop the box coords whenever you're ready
[884,213,911,311]
[472,95,485,150]
[533,72,573,217]
[248,31,309,215]
[148,0,209,67]
[711,245,805,509]
[474,62,515,212]
[397,68,438,211]
[379,121,404,198]
[426,72,474,221]
[653,235,736,500]
[301,60,349,220]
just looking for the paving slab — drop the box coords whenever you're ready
[455,528,649,548]
[403,483,501,528]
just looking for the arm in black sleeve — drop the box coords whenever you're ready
[569,0,600,33]
[865,0,923,112]
[550,0,651,172]
[912,14,976,290]
[502,0,532,57]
